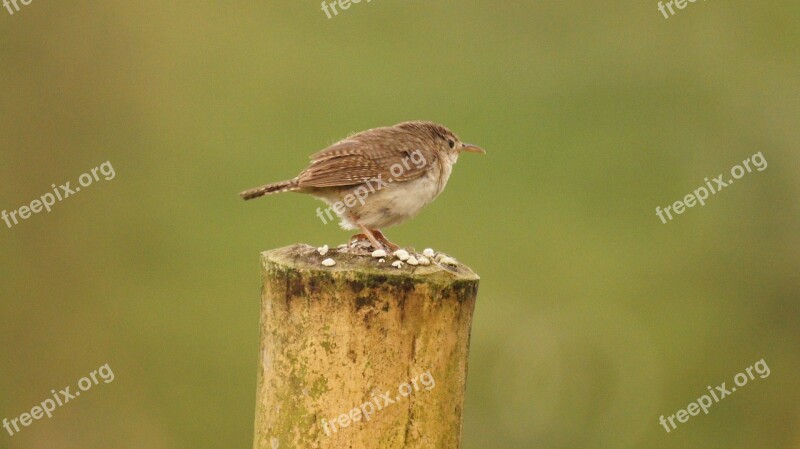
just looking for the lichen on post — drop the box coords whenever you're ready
[253,243,480,449]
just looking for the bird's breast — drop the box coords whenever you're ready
[352,170,447,229]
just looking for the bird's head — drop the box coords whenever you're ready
[398,121,485,159]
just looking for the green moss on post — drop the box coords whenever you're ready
[253,244,479,449]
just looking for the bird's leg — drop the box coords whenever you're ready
[355,224,384,250]
[349,233,368,244]
[371,229,400,252]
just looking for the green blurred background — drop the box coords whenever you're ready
[1,0,798,448]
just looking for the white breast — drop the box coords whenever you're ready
[320,153,458,230]
[319,154,458,229]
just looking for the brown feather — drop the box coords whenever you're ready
[297,122,449,189]
[239,179,299,200]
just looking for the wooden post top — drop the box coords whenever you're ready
[261,243,480,283]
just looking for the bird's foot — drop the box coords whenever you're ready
[350,229,398,252]
[350,231,384,251]
[349,233,369,245]
[371,230,400,252]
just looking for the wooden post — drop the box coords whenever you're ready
[253,244,480,449]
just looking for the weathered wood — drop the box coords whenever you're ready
[253,244,479,449]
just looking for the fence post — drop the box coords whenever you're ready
[253,244,480,449]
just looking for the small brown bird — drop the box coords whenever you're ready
[239,121,484,250]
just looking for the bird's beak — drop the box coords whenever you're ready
[460,143,486,154]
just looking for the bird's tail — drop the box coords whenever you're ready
[239,179,300,200]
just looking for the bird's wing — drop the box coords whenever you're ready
[297,136,438,188]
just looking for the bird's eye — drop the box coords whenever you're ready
[448,139,455,149]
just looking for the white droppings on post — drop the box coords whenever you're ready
[394,249,410,261]
[438,256,458,266]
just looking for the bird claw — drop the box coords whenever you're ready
[349,233,368,244]
[349,233,382,250]
[372,230,400,252]
[349,230,399,252]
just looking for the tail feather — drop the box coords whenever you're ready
[239,179,300,200]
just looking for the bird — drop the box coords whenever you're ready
[239,121,485,250]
